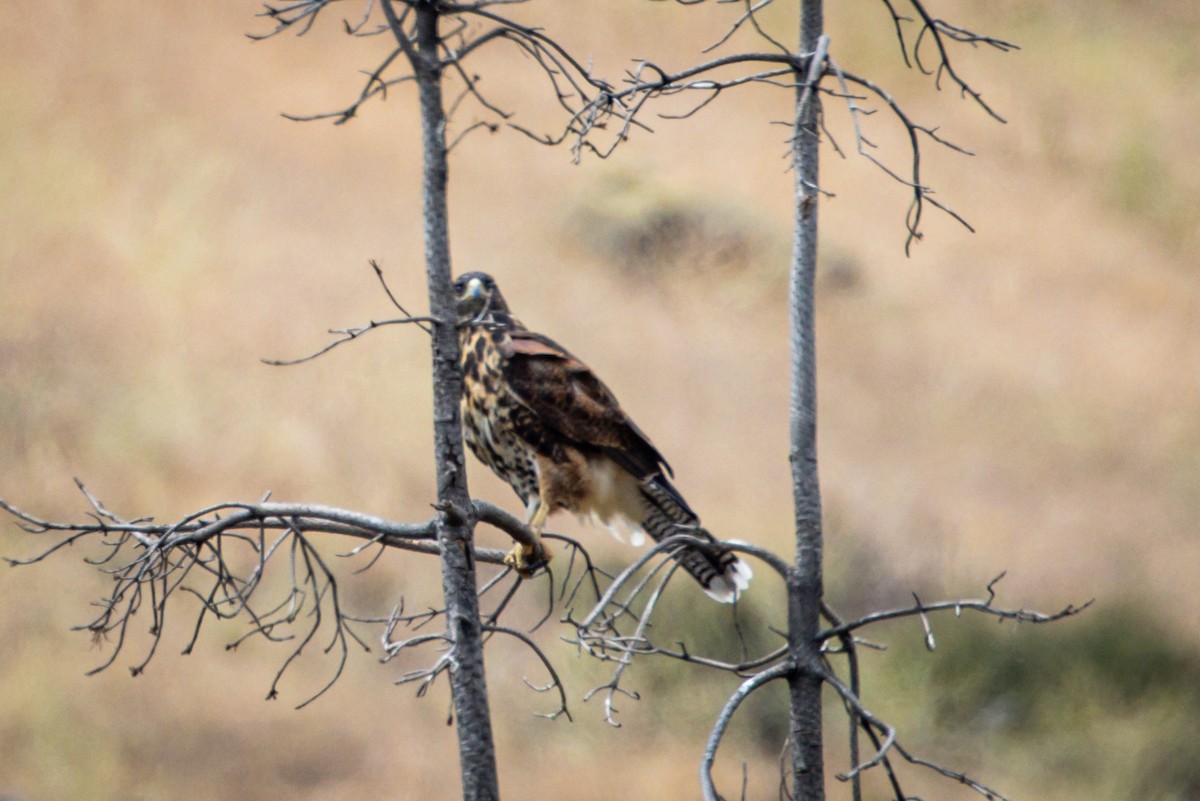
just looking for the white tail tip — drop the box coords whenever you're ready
[703,558,753,604]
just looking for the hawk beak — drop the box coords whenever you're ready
[456,276,492,323]
[463,277,485,301]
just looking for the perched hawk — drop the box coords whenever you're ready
[454,272,751,603]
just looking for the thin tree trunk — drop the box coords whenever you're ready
[411,3,500,799]
[787,1,826,799]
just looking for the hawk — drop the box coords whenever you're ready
[454,271,751,603]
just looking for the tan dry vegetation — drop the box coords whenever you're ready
[2,2,1198,801]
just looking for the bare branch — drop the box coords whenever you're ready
[902,0,1017,121]
[912,591,935,651]
[828,58,979,254]
[262,260,436,365]
[821,668,897,781]
[702,661,793,801]
[820,597,1028,800]
[249,0,343,40]
[262,314,438,366]
[816,574,1093,643]
[879,0,914,67]
[580,558,682,726]
[701,0,789,55]
[0,485,542,707]
[892,739,1012,801]
[482,624,572,721]
[367,259,432,329]
[821,603,865,801]
[282,45,412,124]
[472,499,540,552]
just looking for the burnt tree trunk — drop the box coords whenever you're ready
[406,3,501,800]
[787,1,826,799]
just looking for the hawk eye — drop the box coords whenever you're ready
[484,277,494,289]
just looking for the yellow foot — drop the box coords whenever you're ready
[503,540,554,578]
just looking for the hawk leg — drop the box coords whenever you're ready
[503,540,553,577]
[503,498,554,577]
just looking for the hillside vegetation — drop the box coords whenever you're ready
[1,3,1196,800]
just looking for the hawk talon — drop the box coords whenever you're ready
[503,541,553,578]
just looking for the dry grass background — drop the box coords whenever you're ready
[2,2,1198,800]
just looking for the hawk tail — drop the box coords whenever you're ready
[637,480,752,604]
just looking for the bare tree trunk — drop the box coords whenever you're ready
[788,1,826,799]
[411,3,500,800]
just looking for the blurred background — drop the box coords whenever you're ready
[2,1,1198,799]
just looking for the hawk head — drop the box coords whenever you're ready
[454,271,510,324]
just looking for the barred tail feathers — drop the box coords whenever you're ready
[635,479,752,604]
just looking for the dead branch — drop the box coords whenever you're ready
[701,661,793,801]
[483,624,572,721]
[900,0,1018,121]
[0,482,567,708]
[828,59,975,254]
[812,577,1091,800]
[256,0,1006,249]
[261,261,435,365]
[816,572,1095,644]
[566,539,1090,800]
[580,559,681,727]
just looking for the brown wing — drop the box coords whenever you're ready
[502,329,753,603]
[500,330,690,505]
